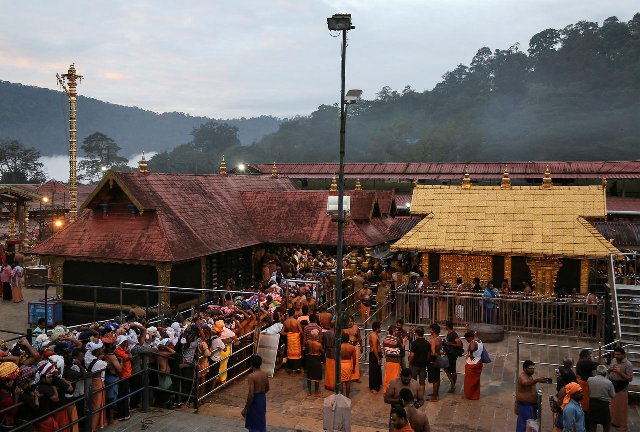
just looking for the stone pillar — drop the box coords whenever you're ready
[580,259,590,294]
[156,263,172,314]
[504,256,512,284]
[526,258,563,297]
[50,256,65,300]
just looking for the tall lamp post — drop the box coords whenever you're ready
[327,13,362,397]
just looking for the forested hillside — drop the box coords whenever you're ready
[0,81,281,156]
[250,14,640,163]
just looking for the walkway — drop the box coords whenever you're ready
[109,409,304,432]
[196,333,639,432]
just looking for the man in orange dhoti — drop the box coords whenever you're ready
[383,326,403,394]
[322,324,336,391]
[283,309,303,375]
[340,333,356,398]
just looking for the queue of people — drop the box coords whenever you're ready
[0,285,289,432]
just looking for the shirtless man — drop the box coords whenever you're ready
[302,291,317,314]
[385,368,423,432]
[399,388,431,432]
[369,321,383,393]
[282,308,304,375]
[358,283,374,323]
[305,330,324,396]
[516,360,550,432]
[342,316,362,382]
[241,355,270,432]
[317,305,333,330]
[340,333,356,397]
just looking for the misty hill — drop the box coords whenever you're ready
[248,14,640,164]
[0,80,281,156]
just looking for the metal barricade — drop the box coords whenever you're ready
[396,291,605,342]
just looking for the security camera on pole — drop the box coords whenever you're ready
[323,13,361,432]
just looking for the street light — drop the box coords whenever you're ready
[327,12,357,398]
[42,196,49,203]
[54,219,63,228]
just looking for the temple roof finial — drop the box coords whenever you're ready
[220,155,227,176]
[271,162,278,178]
[541,165,553,188]
[461,165,471,189]
[138,151,149,174]
[330,174,338,192]
[501,164,511,189]
[354,178,362,190]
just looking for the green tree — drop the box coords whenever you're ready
[0,139,46,183]
[78,132,129,183]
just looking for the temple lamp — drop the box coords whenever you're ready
[327,12,359,402]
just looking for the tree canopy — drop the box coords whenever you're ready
[78,132,130,183]
[0,139,46,183]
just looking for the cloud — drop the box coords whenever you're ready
[1,1,638,118]
[101,72,134,80]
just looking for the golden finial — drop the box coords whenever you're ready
[220,155,227,176]
[330,174,338,192]
[354,178,362,190]
[541,165,552,188]
[412,177,418,188]
[461,165,471,189]
[500,164,511,189]
[271,162,278,178]
[138,151,149,174]
[602,177,607,189]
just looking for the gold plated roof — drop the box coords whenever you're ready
[392,185,619,258]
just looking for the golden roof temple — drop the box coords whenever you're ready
[392,169,619,295]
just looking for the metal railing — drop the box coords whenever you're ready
[516,337,639,396]
[396,291,606,342]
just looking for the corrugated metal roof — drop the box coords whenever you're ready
[593,221,640,246]
[606,197,640,213]
[249,161,640,179]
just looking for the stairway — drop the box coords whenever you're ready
[610,261,640,388]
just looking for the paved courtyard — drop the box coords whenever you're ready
[197,333,639,432]
[0,286,44,340]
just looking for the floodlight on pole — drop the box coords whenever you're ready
[326,12,358,400]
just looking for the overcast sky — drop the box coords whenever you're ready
[0,1,637,119]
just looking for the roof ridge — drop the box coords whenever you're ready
[149,211,179,262]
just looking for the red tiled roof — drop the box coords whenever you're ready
[606,197,640,213]
[342,191,377,220]
[376,190,395,215]
[248,161,640,179]
[31,172,297,262]
[240,190,394,247]
[593,221,640,246]
[386,216,423,239]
